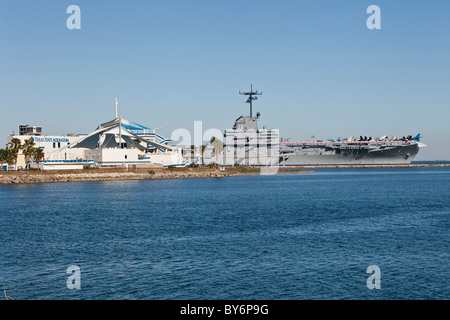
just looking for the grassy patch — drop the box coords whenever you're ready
[223,165,260,173]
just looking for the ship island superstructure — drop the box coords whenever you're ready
[222,86,280,166]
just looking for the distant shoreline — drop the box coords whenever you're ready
[280,164,450,169]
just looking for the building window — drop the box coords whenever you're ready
[125,155,127,159]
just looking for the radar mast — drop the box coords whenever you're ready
[239,84,262,118]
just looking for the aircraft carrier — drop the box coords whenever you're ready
[225,86,425,166]
[279,136,424,166]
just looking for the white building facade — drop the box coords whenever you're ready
[6,117,188,170]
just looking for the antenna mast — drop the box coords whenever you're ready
[239,84,262,118]
[115,97,118,118]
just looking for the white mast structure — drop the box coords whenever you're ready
[115,97,119,119]
[116,97,125,166]
[116,97,123,148]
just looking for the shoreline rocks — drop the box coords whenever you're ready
[0,170,234,184]
[0,168,314,185]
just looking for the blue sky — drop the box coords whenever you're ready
[1,0,449,160]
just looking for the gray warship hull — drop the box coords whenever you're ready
[279,141,420,166]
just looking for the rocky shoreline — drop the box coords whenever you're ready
[0,170,234,184]
[0,168,315,185]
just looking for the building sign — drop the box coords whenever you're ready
[31,137,69,143]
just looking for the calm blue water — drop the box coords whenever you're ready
[0,167,449,300]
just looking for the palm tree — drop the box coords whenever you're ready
[22,138,35,169]
[210,136,223,168]
[201,144,207,167]
[0,148,6,170]
[210,137,217,168]
[0,148,6,162]
[190,144,196,164]
[8,138,22,170]
[32,147,45,168]
[4,149,16,169]
[8,138,22,155]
